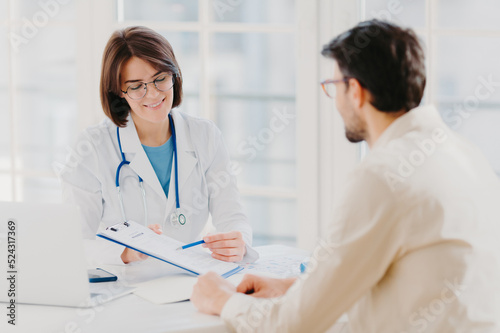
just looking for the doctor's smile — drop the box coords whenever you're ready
[144,98,165,109]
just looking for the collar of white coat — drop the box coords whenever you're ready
[372,104,446,150]
[119,109,195,153]
[117,109,198,203]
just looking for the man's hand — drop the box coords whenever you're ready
[236,274,297,298]
[203,231,246,262]
[191,272,236,315]
[121,224,162,264]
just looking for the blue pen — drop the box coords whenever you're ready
[176,239,205,250]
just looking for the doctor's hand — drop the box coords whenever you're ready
[236,274,297,298]
[120,224,163,264]
[191,271,236,315]
[202,231,246,262]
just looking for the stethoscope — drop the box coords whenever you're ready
[115,113,186,228]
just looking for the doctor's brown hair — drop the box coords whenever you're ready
[100,26,183,127]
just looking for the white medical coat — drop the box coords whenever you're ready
[60,109,258,265]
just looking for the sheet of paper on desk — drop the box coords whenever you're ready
[97,221,241,277]
[241,254,308,278]
[241,245,310,278]
[133,274,198,304]
[133,272,264,304]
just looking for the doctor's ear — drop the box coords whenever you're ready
[108,92,130,116]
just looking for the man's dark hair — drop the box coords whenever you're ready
[322,19,426,113]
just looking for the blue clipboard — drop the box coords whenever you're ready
[97,233,243,279]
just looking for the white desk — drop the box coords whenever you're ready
[3,245,349,333]
[9,294,226,333]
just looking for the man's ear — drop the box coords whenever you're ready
[348,78,366,109]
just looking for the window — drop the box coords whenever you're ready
[1,0,78,202]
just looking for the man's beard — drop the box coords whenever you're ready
[345,127,365,143]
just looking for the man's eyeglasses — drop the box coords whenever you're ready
[122,74,175,100]
[320,78,350,98]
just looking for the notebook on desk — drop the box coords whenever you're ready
[97,221,243,278]
[0,202,135,308]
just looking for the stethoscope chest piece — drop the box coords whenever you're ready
[170,209,187,228]
[178,213,186,225]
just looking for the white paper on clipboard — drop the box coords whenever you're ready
[97,220,243,278]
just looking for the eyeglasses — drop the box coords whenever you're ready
[320,78,350,98]
[121,74,175,100]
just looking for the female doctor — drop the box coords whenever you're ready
[60,26,258,264]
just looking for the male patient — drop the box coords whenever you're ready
[190,20,500,332]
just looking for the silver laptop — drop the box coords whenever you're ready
[0,202,135,307]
